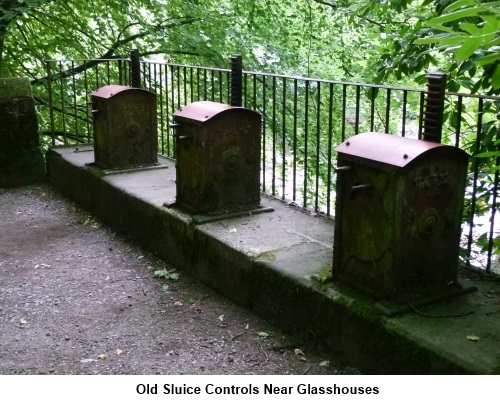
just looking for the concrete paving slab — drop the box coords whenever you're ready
[46,145,500,374]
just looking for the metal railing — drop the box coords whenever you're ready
[40,54,499,273]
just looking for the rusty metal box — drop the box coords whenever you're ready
[333,132,469,298]
[172,101,261,215]
[91,85,157,169]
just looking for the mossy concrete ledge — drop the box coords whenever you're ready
[46,145,500,375]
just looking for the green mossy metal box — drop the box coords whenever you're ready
[91,85,157,169]
[333,132,469,298]
[172,101,261,215]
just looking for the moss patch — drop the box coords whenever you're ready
[0,77,33,103]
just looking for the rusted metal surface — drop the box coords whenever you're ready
[90,85,131,100]
[173,101,239,123]
[91,85,157,169]
[333,132,469,298]
[173,101,261,215]
[335,132,455,168]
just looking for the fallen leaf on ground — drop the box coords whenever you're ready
[114,349,124,355]
[97,354,107,360]
[467,335,480,342]
[19,317,28,325]
[294,348,307,362]
[294,348,305,357]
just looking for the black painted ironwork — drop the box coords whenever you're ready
[43,54,500,272]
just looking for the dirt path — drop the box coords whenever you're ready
[0,183,354,375]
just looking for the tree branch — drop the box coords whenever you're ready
[30,17,201,86]
[141,50,202,58]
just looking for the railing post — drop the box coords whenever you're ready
[230,54,242,107]
[422,72,447,144]
[130,48,141,88]
[46,60,56,147]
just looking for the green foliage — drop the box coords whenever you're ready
[154,268,179,281]
[415,0,500,93]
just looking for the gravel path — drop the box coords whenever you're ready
[0,183,354,375]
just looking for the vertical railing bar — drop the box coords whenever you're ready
[243,73,248,108]
[94,63,99,94]
[281,77,287,200]
[71,60,78,145]
[315,82,321,212]
[84,62,90,142]
[189,67,194,103]
[252,74,257,110]
[106,60,110,85]
[262,75,267,192]
[118,59,123,85]
[401,90,408,137]
[304,80,310,208]
[326,83,334,216]
[418,92,425,139]
[455,95,463,148]
[341,84,347,141]
[293,79,298,202]
[355,85,360,135]
[123,60,131,85]
[159,64,165,155]
[219,70,224,103]
[170,64,175,112]
[183,66,187,106]
[152,63,161,93]
[211,70,215,101]
[59,61,68,145]
[152,62,157,94]
[385,88,391,134]
[227,69,230,104]
[203,69,208,100]
[272,76,277,196]
[370,87,375,132]
[148,62,152,90]
[165,64,171,157]
[46,61,56,147]
[176,65,181,110]
[196,68,200,101]
[141,62,146,89]
[466,98,484,264]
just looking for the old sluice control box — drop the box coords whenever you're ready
[333,132,469,299]
[91,85,158,169]
[171,101,265,217]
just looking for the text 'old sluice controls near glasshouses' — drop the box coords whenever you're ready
[333,132,474,305]
[169,101,273,223]
[91,85,158,170]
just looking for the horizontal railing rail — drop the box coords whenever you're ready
[41,55,499,273]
